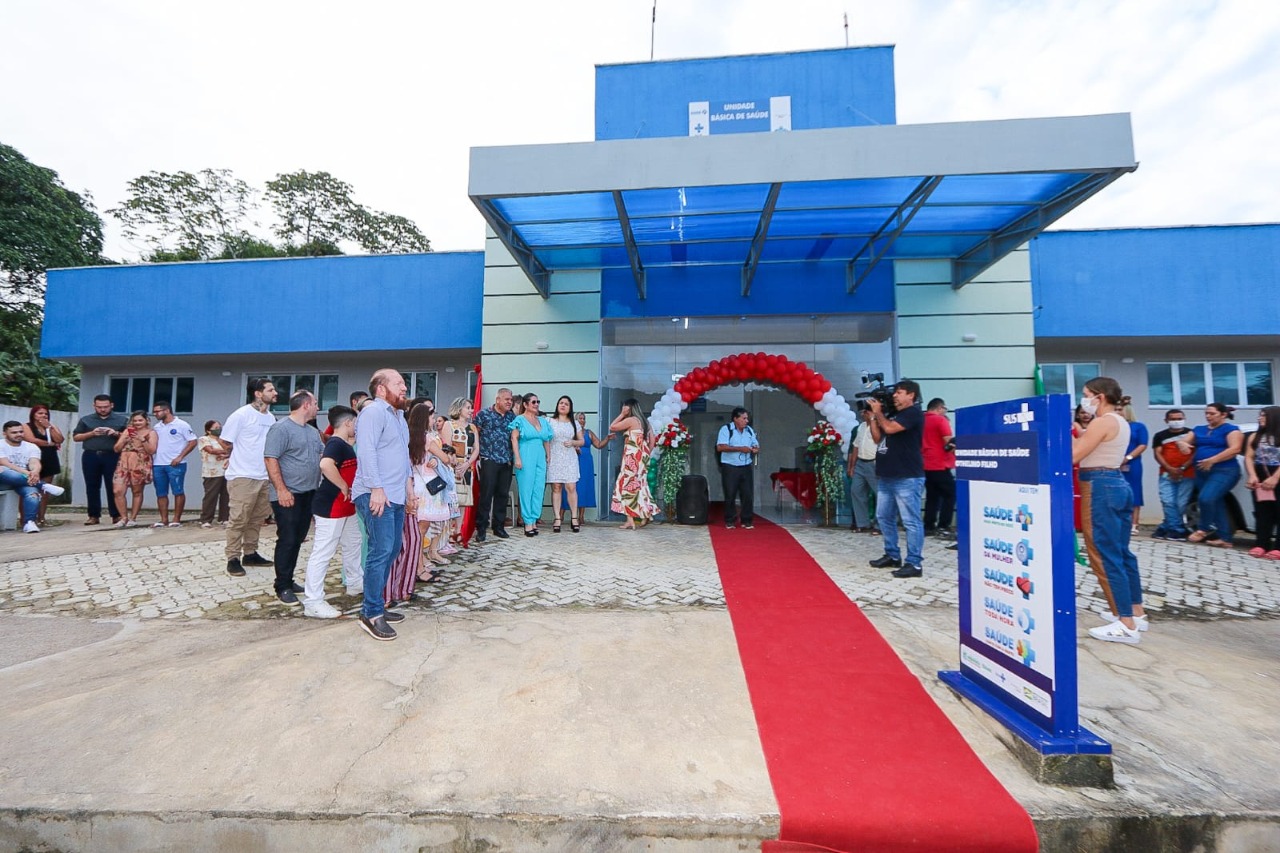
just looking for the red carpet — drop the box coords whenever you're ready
[709,510,1039,853]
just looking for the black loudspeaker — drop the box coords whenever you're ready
[676,474,709,525]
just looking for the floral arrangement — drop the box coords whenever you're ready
[805,420,844,515]
[654,419,692,509]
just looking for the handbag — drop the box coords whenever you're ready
[414,468,450,522]
[425,474,447,495]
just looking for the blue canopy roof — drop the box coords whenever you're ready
[469,115,1136,298]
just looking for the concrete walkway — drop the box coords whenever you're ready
[1,511,1278,852]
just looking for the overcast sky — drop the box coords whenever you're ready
[3,0,1277,261]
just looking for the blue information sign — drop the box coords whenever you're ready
[939,394,1111,756]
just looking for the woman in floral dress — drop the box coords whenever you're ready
[112,411,157,527]
[609,398,657,529]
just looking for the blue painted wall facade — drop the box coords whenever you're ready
[43,252,484,358]
[1031,225,1280,338]
[595,46,897,140]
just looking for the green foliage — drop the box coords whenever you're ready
[0,304,80,410]
[108,168,257,260]
[0,142,104,307]
[352,209,432,254]
[0,143,103,409]
[264,170,357,248]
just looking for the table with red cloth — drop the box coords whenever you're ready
[770,471,817,509]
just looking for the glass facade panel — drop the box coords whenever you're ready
[153,378,174,407]
[1245,363,1274,406]
[1071,363,1101,395]
[1176,363,1206,406]
[269,375,293,413]
[129,378,151,413]
[1040,364,1068,395]
[318,375,340,409]
[175,377,195,414]
[1210,362,1239,405]
[109,378,129,412]
[1147,363,1174,406]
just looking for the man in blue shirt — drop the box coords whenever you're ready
[865,380,926,578]
[352,369,414,641]
[716,407,759,529]
[472,388,516,541]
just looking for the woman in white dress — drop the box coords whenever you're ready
[546,395,585,532]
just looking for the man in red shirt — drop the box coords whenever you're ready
[922,398,956,538]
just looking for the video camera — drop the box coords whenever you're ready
[853,372,898,415]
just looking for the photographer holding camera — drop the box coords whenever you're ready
[865,379,927,578]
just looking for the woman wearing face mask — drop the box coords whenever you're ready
[1180,402,1244,548]
[198,420,231,528]
[1073,377,1146,644]
[1243,406,1280,558]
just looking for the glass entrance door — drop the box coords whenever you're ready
[597,314,895,524]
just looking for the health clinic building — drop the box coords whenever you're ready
[43,46,1277,518]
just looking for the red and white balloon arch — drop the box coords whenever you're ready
[648,352,859,449]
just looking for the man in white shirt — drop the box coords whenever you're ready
[150,400,197,528]
[222,378,278,577]
[2,420,63,533]
[846,409,880,533]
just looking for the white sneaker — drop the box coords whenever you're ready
[1089,622,1141,645]
[1102,611,1149,632]
[23,520,40,534]
[303,600,341,619]
[41,483,65,497]
[200,522,212,529]
[345,586,364,597]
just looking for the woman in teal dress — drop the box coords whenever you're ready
[511,392,553,537]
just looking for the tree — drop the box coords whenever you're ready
[108,168,257,260]
[0,143,103,409]
[0,304,80,410]
[352,209,432,254]
[0,142,104,308]
[264,170,357,250]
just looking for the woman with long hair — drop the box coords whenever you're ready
[609,398,658,530]
[1073,377,1146,644]
[22,405,64,526]
[388,403,436,604]
[1244,406,1280,558]
[546,395,585,532]
[1119,399,1148,533]
[1180,402,1244,548]
[444,397,479,551]
[112,411,157,528]
[574,411,614,528]
[510,393,553,536]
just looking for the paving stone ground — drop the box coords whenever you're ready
[2,510,1277,624]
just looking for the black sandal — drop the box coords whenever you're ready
[553,521,562,533]
[571,517,581,532]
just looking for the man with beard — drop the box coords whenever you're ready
[222,377,278,577]
[351,369,415,641]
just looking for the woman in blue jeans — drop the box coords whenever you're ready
[1182,402,1243,548]
[1074,377,1146,645]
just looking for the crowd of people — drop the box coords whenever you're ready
[7,367,1276,649]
